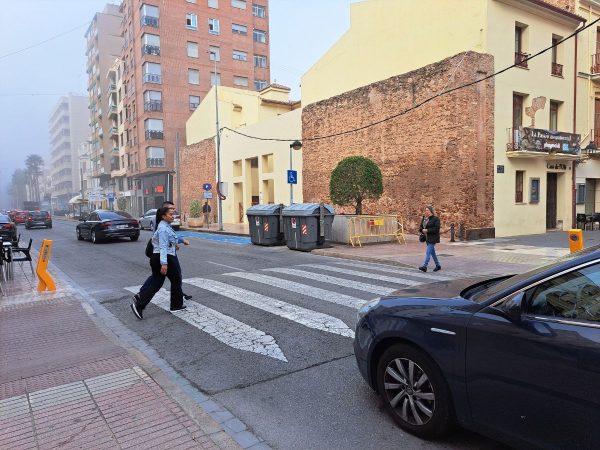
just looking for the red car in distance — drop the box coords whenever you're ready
[14,211,27,225]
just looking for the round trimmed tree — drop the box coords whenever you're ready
[329,156,383,215]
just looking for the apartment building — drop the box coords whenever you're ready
[300,0,584,237]
[48,95,88,211]
[119,0,270,216]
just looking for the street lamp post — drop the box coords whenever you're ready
[211,50,224,231]
[289,140,302,205]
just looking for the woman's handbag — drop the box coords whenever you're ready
[419,233,426,243]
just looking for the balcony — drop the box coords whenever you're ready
[144,100,162,112]
[515,52,529,69]
[142,45,160,56]
[506,127,581,160]
[189,102,199,110]
[582,130,600,158]
[110,157,120,171]
[109,127,118,137]
[141,15,159,28]
[146,157,165,168]
[145,130,164,140]
[108,105,118,117]
[551,62,563,77]
[108,83,117,94]
[143,73,161,84]
[112,147,119,154]
[591,54,600,78]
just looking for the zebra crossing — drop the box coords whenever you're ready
[124,259,464,362]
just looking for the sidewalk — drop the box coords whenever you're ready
[0,259,253,449]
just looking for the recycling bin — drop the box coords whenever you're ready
[246,204,285,246]
[282,203,335,251]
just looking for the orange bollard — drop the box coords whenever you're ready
[568,229,584,253]
[36,239,56,291]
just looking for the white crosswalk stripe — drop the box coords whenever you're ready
[301,264,426,286]
[328,260,456,281]
[225,271,368,309]
[124,286,287,361]
[265,267,397,295]
[183,278,355,338]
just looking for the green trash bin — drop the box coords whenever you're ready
[246,204,286,246]
[282,203,335,251]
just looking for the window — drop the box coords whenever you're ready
[211,72,221,86]
[515,170,524,203]
[233,76,248,87]
[252,3,265,18]
[142,62,161,83]
[146,146,165,167]
[208,0,218,7]
[232,23,247,35]
[187,42,198,58]
[209,46,220,61]
[209,18,220,35]
[576,184,586,204]
[144,119,163,140]
[254,54,267,68]
[550,101,559,131]
[188,69,200,84]
[140,3,159,27]
[254,79,267,91]
[253,29,266,43]
[530,178,540,203]
[142,33,160,55]
[186,13,198,30]
[526,263,600,323]
[143,90,162,111]
[232,0,246,9]
[189,95,200,110]
[512,93,524,149]
[232,50,247,61]
[515,24,528,68]
[551,35,563,76]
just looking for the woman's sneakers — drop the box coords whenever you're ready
[418,266,427,272]
[433,265,442,272]
[183,293,193,300]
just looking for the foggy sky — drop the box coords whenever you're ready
[0,0,353,208]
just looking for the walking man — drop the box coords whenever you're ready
[203,201,212,228]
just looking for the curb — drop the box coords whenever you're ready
[179,226,249,238]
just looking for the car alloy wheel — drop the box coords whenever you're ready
[91,230,98,244]
[76,228,83,240]
[377,344,453,439]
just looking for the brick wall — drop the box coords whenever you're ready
[176,138,216,219]
[301,51,495,235]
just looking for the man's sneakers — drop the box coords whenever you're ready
[418,266,427,272]
[433,265,442,272]
[131,294,143,320]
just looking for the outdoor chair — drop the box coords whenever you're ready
[11,238,34,275]
[592,213,600,231]
[576,214,587,230]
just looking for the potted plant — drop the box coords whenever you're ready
[188,199,202,227]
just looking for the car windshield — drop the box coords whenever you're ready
[30,211,48,217]
[99,211,133,220]
[145,209,157,216]
[469,244,600,302]
[0,215,10,223]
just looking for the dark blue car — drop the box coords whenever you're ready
[354,246,600,449]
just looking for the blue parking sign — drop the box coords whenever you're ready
[287,170,297,184]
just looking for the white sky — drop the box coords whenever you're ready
[0,0,355,207]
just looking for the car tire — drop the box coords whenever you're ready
[130,235,139,242]
[76,228,83,240]
[91,230,99,244]
[376,343,453,440]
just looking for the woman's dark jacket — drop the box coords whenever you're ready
[419,215,440,244]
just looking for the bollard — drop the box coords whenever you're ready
[450,223,455,242]
[459,223,466,241]
[568,229,584,253]
[36,239,56,292]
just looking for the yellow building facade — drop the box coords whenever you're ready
[302,0,584,237]
[185,84,301,224]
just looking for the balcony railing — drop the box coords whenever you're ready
[583,130,600,156]
[551,62,563,77]
[145,130,164,140]
[592,54,600,74]
[141,15,159,28]
[142,44,160,56]
[515,52,529,68]
[112,147,119,154]
[146,157,165,168]
[109,127,118,136]
[189,102,199,110]
[143,73,161,84]
[108,105,118,117]
[144,100,162,112]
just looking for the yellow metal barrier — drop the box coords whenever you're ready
[568,229,583,253]
[347,215,406,247]
[36,239,56,292]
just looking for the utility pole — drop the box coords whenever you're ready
[176,131,181,214]
[211,51,224,231]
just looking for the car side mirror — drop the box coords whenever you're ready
[486,291,524,323]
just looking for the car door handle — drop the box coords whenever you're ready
[430,328,456,335]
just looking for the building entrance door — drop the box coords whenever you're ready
[585,179,596,215]
[546,173,557,229]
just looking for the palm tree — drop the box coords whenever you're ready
[25,154,44,203]
[9,169,28,209]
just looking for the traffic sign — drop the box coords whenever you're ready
[287,170,297,184]
[203,191,213,199]
[202,183,212,191]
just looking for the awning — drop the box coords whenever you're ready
[68,195,89,204]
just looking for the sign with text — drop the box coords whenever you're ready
[203,191,213,199]
[518,127,580,155]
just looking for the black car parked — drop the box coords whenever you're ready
[0,214,17,241]
[355,246,600,450]
[25,210,52,229]
[76,210,139,244]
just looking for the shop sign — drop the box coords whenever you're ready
[547,163,567,170]
[519,127,580,155]
[154,185,164,193]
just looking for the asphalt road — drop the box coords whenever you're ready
[20,219,510,450]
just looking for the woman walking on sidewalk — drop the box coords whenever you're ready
[131,206,189,319]
[418,205,441,273]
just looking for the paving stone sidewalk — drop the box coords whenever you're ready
[0,265,244,450]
